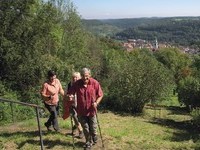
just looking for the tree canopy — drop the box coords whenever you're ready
[1,0,200,118]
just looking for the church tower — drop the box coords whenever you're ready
[155,37,158,49]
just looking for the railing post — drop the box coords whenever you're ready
[35,107,44,150]
[154,105,156,118]
[10,102,14,123]
[0,109,3,121]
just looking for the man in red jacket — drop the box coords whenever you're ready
[66,68,103,148]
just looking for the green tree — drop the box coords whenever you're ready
[0,0,68,101]
[177,54,200,109]
[104,49,174,113]
[154,48,191,85]
[177,76,200,109]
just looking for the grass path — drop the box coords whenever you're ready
[0,107,200,150]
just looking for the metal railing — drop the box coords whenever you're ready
[0,98,44,150]
[144,104,166,118]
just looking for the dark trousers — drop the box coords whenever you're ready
[70,107,79,127]
[79,115,97,143]
[56,101,60,116]
[44,103,59,131]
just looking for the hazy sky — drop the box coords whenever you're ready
[72,0,200,19]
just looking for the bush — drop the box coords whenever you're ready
[105,49,174,113]
[191,108,200,127]
[177,76,200,110]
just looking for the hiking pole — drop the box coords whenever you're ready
[70,115,75,149]
[95,107,105,148]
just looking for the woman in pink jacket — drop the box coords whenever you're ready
[41,70,64,131]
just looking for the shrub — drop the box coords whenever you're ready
[105,49,174,113]
[177,76,200,110]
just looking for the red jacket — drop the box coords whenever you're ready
[67,78,103,117]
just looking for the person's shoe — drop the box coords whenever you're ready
[83,142,92,148]
[53,127,60,132]
[78,131,84,139]
[92,135,98,144]
[44,122,52,131]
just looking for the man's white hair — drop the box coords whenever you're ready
[81,68,91,75]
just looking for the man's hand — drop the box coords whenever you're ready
[93,102,98,108]
[68,95,74,101]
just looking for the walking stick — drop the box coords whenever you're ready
[70,115,75,149]
[94,106,105,148]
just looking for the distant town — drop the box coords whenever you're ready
[122,38,200,54]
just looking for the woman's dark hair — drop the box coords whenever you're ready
[47,70,56,78]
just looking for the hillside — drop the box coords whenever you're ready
[0,107,200,150]
[82,17,200,48]
[82,19,122,37]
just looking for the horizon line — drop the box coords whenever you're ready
[81,15,200,20]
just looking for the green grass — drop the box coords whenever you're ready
[0,107,200,150]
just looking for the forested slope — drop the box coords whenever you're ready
[83,17,200,48]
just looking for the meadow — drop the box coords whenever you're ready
[0,105,200,150]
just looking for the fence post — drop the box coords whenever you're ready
[0,109,3,121]
[10,102,14,123]
[159,107,161,118]
[154,105,156,118]
[35,107,44,150]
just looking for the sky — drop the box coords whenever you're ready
[72,0,200,19]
